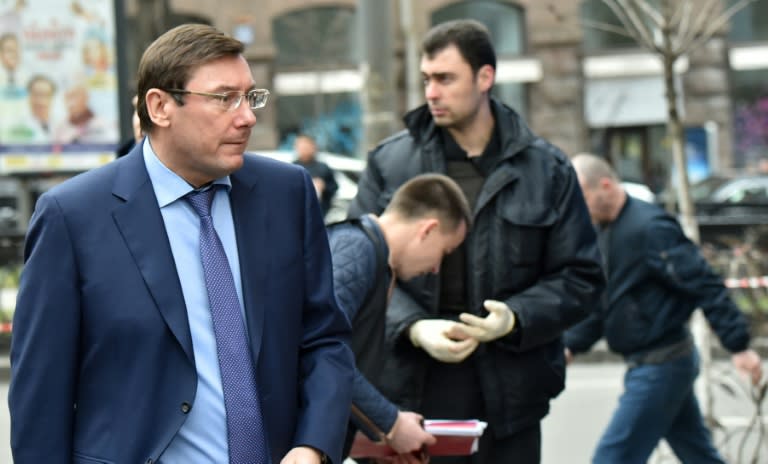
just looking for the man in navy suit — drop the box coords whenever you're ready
[9,24,353,464]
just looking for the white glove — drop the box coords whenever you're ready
[409,319,479,363]
[457,299,516,342]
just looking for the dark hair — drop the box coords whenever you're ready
[136,24,244,133]
[26,74,56,93]
[295,133,316,144]
[385,174,472,232]
[422,19,496,74]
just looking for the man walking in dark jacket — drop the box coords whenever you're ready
[348,20,604,464]
[293,133,338,218]
[565,153,763,464]
[329,174,471,462]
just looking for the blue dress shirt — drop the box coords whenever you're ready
[140,139,245,463]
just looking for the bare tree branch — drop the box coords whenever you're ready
[683,0,756,53]
[677,0,722,52]
[674,0,694,48]
[580,18,637,39]
[667,0,687,30]
[603,0,657,50]
[633,0,664,28]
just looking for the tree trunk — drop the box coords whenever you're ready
[661,17,712,419]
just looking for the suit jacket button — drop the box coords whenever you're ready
[146,459,153,464]
[181,402,191,414]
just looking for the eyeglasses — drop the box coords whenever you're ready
[165,88,270,111]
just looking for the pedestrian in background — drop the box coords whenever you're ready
[565,152,763,464]
[9,23,353,464]
[348,19,604,464]
[329,173,471,462]
[294,133,338,218]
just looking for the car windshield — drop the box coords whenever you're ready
[691,176,731,202]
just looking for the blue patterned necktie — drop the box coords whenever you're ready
[186,187,267,464]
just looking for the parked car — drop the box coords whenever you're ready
[659,175,768,226]
[621,181,656,203]
[252,150,365,223]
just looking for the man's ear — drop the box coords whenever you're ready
[477,64,495,93]
[145,88,173,128]
[418,218,440,241]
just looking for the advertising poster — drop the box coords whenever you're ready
[0,0,119,173]
[685,126,711,184]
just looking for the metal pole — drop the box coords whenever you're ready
[398,0,421,110]
[113,0,131,141]
[357,0,397,153]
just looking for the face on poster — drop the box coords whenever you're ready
[0,0,119,149]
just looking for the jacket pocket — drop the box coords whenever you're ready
[73,451,114,464]
[493,200,557,266]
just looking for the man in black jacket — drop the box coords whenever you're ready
[329,174,471,462]
[348,19,604,464]
[293,134,338,218]
[564,153,763,464]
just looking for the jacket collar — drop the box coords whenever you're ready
[110,147,266,366]
[402,97,536,161]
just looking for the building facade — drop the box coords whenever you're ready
[123,0,768,192]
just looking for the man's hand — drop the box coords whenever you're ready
[387,411,436,455]
[731,349,763,385]
[409,319,479,363]
[312,177,326,197]
[457,300,516,342]
[564,348,574,366]
[280,446,325,464]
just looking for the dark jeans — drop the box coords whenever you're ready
[593,351,724,464]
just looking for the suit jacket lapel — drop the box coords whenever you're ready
[230,168,267,367]
[111,148,194,363]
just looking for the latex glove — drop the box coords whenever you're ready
[457,299,516,342]
[386,411,437,455]
[409,319,479,363]
[731,349,763,385]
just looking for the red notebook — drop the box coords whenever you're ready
[348,419,488,459]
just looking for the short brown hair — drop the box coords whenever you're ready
[422,19,496,74]
[385,174,472,232]
[136,24,244,133]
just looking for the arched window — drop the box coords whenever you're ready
[272,7,357,68]
[431,1,524,55]
[728,0,768,43]
[580,0,639,51]
[272,7,360,155]
[431,1,527,115]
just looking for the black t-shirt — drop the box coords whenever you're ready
[438,125,501,315]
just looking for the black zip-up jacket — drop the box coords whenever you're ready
[348,99,605,437]
[564,196,750,358]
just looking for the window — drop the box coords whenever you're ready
[431,1,524,55]
[728,0,768,43]
[272,7,357,68]
[272,7,361,155]
[581,0,642,52]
